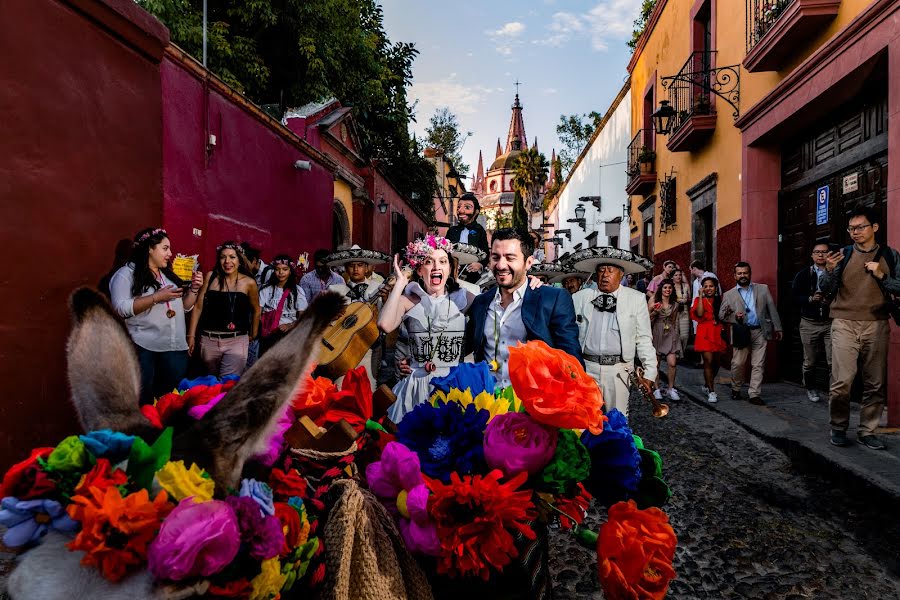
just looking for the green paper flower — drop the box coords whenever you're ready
[46,436,88,472]
[631,435,671,509]
[127,428,173,492]
[538,429,591,494]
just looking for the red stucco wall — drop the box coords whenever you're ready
[0,0,168,469]
[715,220,741,293]
[160,56,335,268]
[651,240,692,279]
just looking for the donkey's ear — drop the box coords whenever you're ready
[174,292,344,492]
[66,287,147,435]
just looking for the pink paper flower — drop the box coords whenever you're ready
[483,412,558,478]
[148,498,240,581]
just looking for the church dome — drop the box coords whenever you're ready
[489,149,522,171]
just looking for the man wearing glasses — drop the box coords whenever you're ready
[820,206,900,450]
[791,241,833,403]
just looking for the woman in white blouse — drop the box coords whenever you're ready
[110,227,204,404]
[257,254,308,355]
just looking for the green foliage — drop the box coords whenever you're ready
[138,0,437,217]
[556,111,602,174]
[486,208,513,231]
[544,157,564,210]
[511,147,549,219]
[424,107,472,177]
[512,190,528,231]
[627,0,659,51]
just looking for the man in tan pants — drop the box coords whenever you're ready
[820,206,899,450]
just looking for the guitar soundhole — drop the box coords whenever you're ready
[342,315,358,329]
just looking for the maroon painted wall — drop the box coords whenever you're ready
[651,241,691,278]
[715,220,741,293]
[0,0,167,470]
[160,55,335,267]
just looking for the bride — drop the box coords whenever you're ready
[378,235,474,423]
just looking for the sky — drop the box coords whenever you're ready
[381,0,642,185]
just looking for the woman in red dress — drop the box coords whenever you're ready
[690,276,727,403]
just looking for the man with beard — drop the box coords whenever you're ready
[720,262,782,405]
[446,192,490,283]
[570,247,657,416]
[465,228,582,389]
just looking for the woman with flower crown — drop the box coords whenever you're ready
[378,235,475,422]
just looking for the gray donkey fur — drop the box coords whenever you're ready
[6,287,343,600]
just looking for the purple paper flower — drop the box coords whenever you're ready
[148,498,240,581]
[365,442,440,556]
[239,478,275,516]
[225,495,284,560]
[0,497,78,547]
[483,412,558,478]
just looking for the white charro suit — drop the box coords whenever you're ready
[572,285,658,416]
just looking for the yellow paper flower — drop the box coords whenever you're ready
[431,388,521,422]
[155,461,214,503]
[250,557,287,600]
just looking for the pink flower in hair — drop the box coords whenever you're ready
[405,235,453,269]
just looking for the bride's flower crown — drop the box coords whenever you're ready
[405,235,452,269]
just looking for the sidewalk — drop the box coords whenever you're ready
[673,365,900,501]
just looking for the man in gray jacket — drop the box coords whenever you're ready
[719,262,783,405]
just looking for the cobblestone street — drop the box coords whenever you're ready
[549,392,900,599]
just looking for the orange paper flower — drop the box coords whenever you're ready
[508,341,606,434]
[597,500,677,600]
[67,486,173,581]
[291,374,338,421]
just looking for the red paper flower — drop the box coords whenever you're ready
[597,500,677,600]
[74,459,128,496]
[555,483,592,530]
[508,341,607,435]
[427,470,537,580]
[274,502,304,557]
[0,447,56,500]
[269,467,307,501]
[67,486,173,582]
[207,578,253,597]
[291,375,338,421]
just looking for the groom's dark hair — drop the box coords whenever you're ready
[491,228,534,258]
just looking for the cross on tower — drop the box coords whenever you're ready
[514,79,522,95]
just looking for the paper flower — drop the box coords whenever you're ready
[0,497,78,547]
[508,340,607,435]
[225,495,284,561]
[269,467,308,501]
[250,557,287,600]
[240,479,275,516]
[427,470,536,580]
[291,374,339,421]
[46,436,88,472]
[553,483,592,530]
[396,401,489,482]
[632,436,672,509]
[156,461,215,503]
[538,429,591,495]
[0,447,56,500]
[431,387,518,423]
[126,427,173,492]
[430,362,496,397]
[405,234,453,269]
[274,501,310,558]
[365,442,440,556]
[67,486,173,582]
[148,498,240,581]
[75,458,128,496]
[580,409,642,507]
[483,413,558,477]
[597,500,677,600]
[79,430,135,463]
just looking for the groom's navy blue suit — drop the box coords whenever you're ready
[464,284,584,367]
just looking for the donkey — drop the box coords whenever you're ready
[5,287,343,600]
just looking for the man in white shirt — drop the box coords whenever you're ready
[570,248,658,416]
[690,260,719,332]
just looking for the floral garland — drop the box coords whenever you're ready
[0,376,323,598]
[364,342,679,598]
[404,234,453,270]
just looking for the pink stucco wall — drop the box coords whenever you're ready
[160,55,336,268]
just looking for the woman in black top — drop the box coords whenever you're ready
[188,241,260,377]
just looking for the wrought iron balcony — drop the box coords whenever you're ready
[625,129,656,197]
[661,50,739,152]
[744,0,841,72]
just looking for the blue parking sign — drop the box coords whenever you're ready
[816,185,829,225]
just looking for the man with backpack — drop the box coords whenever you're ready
[791,241,833,402]
[821,206,900,450]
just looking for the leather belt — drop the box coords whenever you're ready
[583,353,625,365]
[203,331,248,339]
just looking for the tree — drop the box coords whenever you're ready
[484,208,512,231]
[544,157,564,209]
[628,0,659,51]
[556,111,602,174]
[511,191,528,231]
[511,147,549,219]
[138,0,437,216]
[424,107,472,177]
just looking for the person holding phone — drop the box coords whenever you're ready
[110,227,204,404]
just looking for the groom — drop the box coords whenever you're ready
[465,228,583,389]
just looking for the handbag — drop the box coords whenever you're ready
[261,288,290,337]
[730,293,752,349]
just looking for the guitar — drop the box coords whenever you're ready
[316,278,394,379]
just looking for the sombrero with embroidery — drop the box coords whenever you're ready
[529,262,589,284]
[324,244,391,267]
[452,242,487,266]
[567,246,653,275]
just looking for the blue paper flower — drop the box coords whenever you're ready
[79,430,135,463]
[239,478,275,516]
[430,362,496,397]
[0,497,79,548]
[396,401,489,482]
[580,409,641,507]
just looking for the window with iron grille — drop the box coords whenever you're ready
[659,174,677,233]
